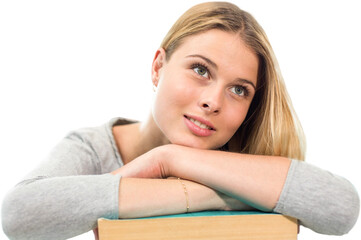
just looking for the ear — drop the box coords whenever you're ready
[151,48,166,87]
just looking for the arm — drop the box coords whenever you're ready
[115,144,360,235]
[168,146,360,234]
[1,128,122,240]
[167,145,290,211]
[114,144,290,211]
[2,174,121,240]
[1,125,252,240]
[115,177,254,219]
[274,159,360,235]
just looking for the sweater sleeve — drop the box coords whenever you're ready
[274,159,360,235]
[1,122,123,240]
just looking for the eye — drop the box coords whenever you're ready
[192,64,209,78]
[230,85,248,96]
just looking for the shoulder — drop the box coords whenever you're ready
[66,118,135,145]
[65,117,137,171]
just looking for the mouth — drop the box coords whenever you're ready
[184,115,215,131]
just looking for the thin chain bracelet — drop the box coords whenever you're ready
[177,178,190,213]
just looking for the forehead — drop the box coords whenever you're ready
[170,29,259,84]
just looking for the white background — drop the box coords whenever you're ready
[0,0,360,239]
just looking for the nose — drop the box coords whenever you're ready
[198,85,223,114]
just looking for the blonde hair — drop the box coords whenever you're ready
[161,2,306,160]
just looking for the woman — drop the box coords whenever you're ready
[2,2,359,239]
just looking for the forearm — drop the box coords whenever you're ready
[117,177,253,218]
[2,174,120,240]
[167,145,291,211]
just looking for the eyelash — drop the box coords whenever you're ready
[232,85,250,97]
[190,62,210,78]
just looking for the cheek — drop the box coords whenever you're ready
[152,73,195,125]
[222,103,250,134]
[156,72,197,107]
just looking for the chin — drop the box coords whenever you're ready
[169,137,221,150]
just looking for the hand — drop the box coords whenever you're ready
[111,145,171,178]
[93,228,99,240]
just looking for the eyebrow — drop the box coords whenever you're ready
[187,54,218,69]
[236,78,257,91]
[186,54,257,90]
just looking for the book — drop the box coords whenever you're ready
[97,211,298,240]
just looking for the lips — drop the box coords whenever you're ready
[184,115,215,130]
[183,115,216,137]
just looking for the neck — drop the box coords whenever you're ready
[139,113,171,151]
[114,113,169,164]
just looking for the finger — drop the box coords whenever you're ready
[93,228,99,240]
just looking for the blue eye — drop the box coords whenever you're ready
[193,65,209,78]
[230,86,247,96]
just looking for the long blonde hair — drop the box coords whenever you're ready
[161,2,306,160]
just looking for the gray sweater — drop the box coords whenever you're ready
[2,118,360,239]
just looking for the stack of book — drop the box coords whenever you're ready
[98,211,298,240]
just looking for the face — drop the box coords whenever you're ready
[151,29,258,150]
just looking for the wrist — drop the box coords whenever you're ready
[160,144,186,178]
[153,144,176,178]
